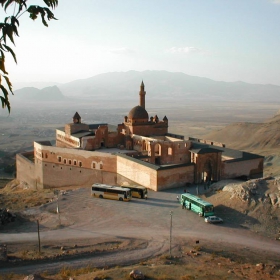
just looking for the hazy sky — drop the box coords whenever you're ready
[2,0,280,86]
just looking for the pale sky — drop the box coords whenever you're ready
[2,0,280,86]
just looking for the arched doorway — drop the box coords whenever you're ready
[100,138,105,148]
[202,159,213,183]
[154,143,161,165]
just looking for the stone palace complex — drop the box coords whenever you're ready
[16,82,264,191]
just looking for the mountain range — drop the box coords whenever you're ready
[12,71,280,103]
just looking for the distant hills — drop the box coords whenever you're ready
[11,70,280,103]
[12,86,66,102]
[205,111,280,151]
[58,70,280,102]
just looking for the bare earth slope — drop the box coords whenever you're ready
[203,178,280,239]
[205,111,280,176]
[205,112,280,151]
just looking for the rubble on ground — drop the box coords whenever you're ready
[208,178,280,238]
[211,178,280,207]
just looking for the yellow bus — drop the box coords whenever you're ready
[121,185,148,199]
[91,183,131,202]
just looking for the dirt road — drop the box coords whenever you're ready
[1,187,280,274]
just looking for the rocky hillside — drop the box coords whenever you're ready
[204,111,280,176]
[203,178,280,239]
[205,112,280,151]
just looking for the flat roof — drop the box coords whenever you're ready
[98,148,138,155]
[190,141,264,161]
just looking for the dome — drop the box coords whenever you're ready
[128,105,148,120]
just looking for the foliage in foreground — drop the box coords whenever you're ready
[0,0,59,112]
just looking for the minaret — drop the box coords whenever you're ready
[139,80,146,109]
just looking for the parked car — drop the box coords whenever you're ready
[205,216,223,224]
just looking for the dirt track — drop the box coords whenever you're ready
[1,186,280,275]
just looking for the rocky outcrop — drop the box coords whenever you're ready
[212,178,280,207]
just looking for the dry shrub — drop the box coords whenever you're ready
[181,276,196,280]
[20,250,28,259]
[193,245,201,251]
[155,275,173,280]
[59,265,96,278]
[0,273,28,280]
[159,254,172,260]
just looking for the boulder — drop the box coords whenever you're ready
[269,193,278,206]
[129,269,145,279]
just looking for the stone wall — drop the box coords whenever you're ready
[222,158,264,180]
[188,137,225,148]
[128,123,168,136]
[157,164,195,191]
[116,155,158,190]
[56,129,80,148]
[16,153,37,189]
[116,154,194,191]
[17,142,119,189]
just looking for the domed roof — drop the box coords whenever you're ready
[128,105,148,120]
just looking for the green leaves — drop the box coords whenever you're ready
[3,44,17,63]
[43,0,58,9]
[27,5,57,26]
[0,54,8,74]
[1,1,27,15]
[0,95,10,112]
[0,0,58,112]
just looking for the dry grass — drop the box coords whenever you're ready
[0,179,55,211]
[2,240,280,280]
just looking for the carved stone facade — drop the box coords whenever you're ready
[16,82,264,191]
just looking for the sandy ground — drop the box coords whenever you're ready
[0,180,280,279]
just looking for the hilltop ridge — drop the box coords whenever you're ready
[204,110,280,176]
[11,71,280,103]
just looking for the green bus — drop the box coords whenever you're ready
[180,193,214,217]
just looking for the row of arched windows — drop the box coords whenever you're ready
[57,156,82,167]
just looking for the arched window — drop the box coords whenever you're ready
[168,147,172,155]
[154,143,162,156]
